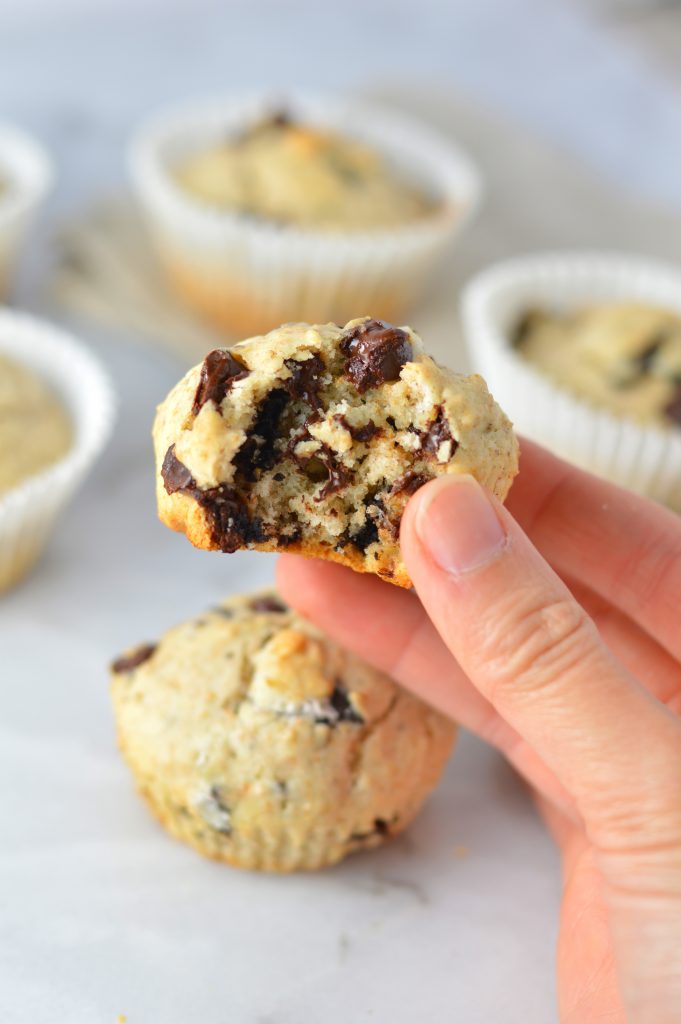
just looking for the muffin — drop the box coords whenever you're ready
[0,310,115,592]
[0,122,52,299]
[0,353,72,496]
[110,591,456,872]
[174,111,434,230]
[153,317,518,588]
[129,92,482,335]
[514,303,681,428]
[461,252,681,510]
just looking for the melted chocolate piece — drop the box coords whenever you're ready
[111,643,156,674]
[314,683,364,726]
[665,385,681,426]
[420,407,458,458]
[335,414,379,442]
[287,424,351,502]
[341,319,413,393]
[249,595,288,613]
[343,517,380,554]
[161,445,194,493]
[350,817,391,842]
[161,445,265,553]
[283,354,325,411]
[233,388,290,480]
[192,349,249,415]
[390,470,429,497]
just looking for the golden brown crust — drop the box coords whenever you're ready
[162,251,410,338]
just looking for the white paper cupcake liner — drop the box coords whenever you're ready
[461,252,681,511]
[0,311,116,591]
[128,91,482,336]
[0,123,53,297]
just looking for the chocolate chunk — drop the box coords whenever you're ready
[111,643,156,674]
[335,414,379,442]
[341,319,413,393]
[512,309,544,349]
[288,424,351,501]
[314,683,364,726]
[390,470,430,497]
[420,407,458,459]
[161,444,194,493]
[350,817,391,842]
[665,385,681,426]
[161,445,265,553]
[234,388,290,480]
[249,595,288,613]
[344,517,380,553]
[192,349,249,415]
[283,354,325,411]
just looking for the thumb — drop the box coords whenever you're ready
[400,474,680,826]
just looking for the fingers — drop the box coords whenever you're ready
[508,440,681,663]
[401,474,681,824]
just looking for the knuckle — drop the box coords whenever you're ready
[481,595,595,702]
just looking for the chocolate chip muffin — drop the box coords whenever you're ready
[153,317,519,588]
[174,112,434,230]
[514,302,681,428]
[110,591,455,872]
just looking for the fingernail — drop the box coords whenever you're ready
[415,475,507,575]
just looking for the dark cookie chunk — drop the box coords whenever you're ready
[390,470,430,497]
[341,319,413,393]
[350,817,391,842]
[288,426,351,502]
[420,406,458,458]
[343,517,380,554]
[283,354,325,411]
[192,349,250,416]
[335,414,379,442]
[111,643,157,674]
[314,683,364,726]
[250,595,288,613]
[233,389,290,480]
[161,445,265,553]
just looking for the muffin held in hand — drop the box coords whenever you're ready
[153,317,519,588]
[110,591,456,872]
[514,302,681,428]
[174,111,435,230]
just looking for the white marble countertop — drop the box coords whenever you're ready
[2,3,681,1021]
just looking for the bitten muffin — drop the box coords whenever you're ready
[174,112,434,230]
[110,591,456,872]
[153,317,519,588]
[514,302,681,428]
[0,353,71,495]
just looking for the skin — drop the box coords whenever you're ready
[277,439,681,1023]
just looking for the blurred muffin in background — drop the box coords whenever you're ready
[0,123,52,299]
[174,112,435,230]
[514,302,681,429]
[129,92,481,336]
[0,353,71,496]
[461,253,681,512]
[0,311,115,593]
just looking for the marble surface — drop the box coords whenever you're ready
[2,3,681,1021]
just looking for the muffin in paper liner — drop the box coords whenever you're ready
[110,592,456,872]
[461,252,681,511]
[0,123,52,299]
[0,311,116,591]
[128,92,482,337]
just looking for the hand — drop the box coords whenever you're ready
[277,440,681,1023]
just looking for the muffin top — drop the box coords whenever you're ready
[514,302,681,428]
[173,112,436,230]
[0,354,71,495]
